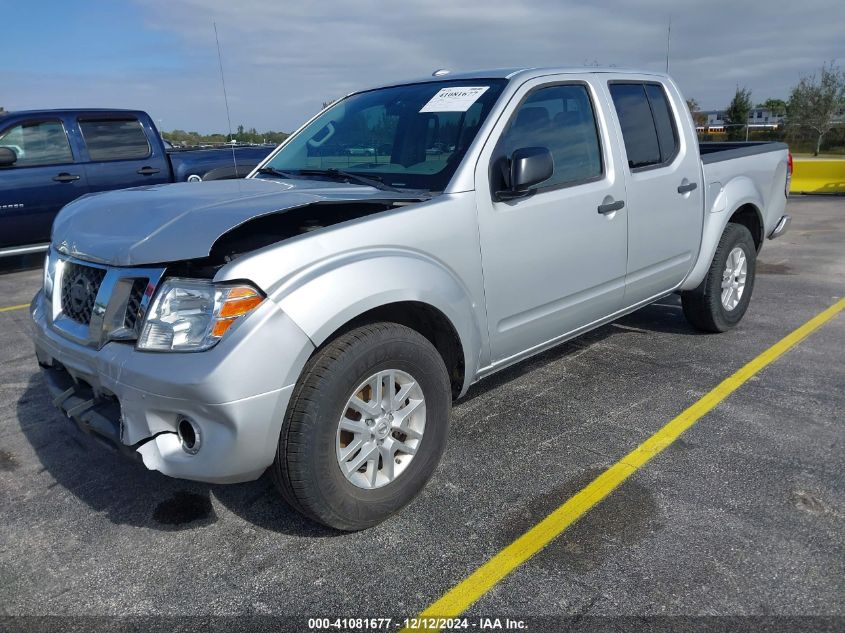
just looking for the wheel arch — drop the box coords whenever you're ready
[319,301,466,398]
[682,177,765,291]
[272,253,482,398]
[728,203,764,252]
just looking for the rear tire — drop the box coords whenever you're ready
[682,222,756,333]
[271,322,451,531]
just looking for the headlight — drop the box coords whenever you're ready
[137,278,264,352]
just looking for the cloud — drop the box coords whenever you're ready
[6,0,845,132]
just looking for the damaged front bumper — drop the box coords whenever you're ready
[31,290,314,484]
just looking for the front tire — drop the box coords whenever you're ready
[271,322,451,530]
[682,222,756,332]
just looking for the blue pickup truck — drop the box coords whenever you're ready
[0,109,274,256]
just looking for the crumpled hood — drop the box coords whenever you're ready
[52,178,424,266]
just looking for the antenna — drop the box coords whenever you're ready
[213,21,238,176]
[665,16,672,74]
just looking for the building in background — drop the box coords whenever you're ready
[698,108,785,132]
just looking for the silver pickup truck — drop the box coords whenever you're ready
[31,68,791,530]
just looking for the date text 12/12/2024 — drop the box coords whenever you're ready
[307,617,528,630]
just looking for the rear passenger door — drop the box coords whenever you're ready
[0,118,89,248]
[607,80,703,306]
[476,79,628,364]
[78,116,170,192]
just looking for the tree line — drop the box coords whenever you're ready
[688,61,845,155]
[162,124,289,147]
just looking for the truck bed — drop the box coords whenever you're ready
[699,141,789,164]
[693,139,790,291]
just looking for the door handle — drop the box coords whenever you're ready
[136,166,161,175]
[52,173,80,183]
[597,199,625,215]
[677,182,698,194]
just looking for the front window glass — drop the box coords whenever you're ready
[260,80,507,191]
[0,120,73,167]
[495,84,603,190]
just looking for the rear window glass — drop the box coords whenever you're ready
[79,119,151,161]
[644,84,679,163]
[608,83,661,169]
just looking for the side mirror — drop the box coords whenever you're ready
[496,147,553,200]
[0,147,17,167]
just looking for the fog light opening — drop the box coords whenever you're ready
[177,417,201,455]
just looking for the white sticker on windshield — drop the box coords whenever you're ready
[419,86,489,113]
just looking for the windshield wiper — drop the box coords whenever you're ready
[256,166,295,179]
[259,166,406,193]
[296,168,401,192]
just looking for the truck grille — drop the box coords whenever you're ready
[50,255,166,348]
[60,263,107,325]
[124,278,148,332]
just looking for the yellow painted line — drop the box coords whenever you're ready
[403,296,845,631]
[0,303,29,313]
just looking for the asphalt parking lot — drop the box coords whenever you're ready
[0,197,842,630]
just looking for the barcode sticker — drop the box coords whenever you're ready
[419,86,489,113]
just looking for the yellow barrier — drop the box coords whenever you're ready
[791,159,845,194]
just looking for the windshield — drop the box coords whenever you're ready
[259,79,507,192]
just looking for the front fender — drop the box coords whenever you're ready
[680,176,763,291]
[265,248,482,394]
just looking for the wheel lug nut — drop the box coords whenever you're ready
[365,419,374,427]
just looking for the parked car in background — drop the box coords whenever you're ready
[30,68,791,530]
[345,146,376,156]
[0,109,274,256]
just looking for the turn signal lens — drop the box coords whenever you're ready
[227,286,258,299]
[212,284,264,341]
[219,289,263,318]
[212,287,264,337]
[211,319,237,338]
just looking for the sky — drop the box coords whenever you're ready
[3,0,844,134]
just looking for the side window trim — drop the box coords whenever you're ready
[489,80,606,198]
[0,118,76,168]
[77,116,152,162]
[608,80,680,173]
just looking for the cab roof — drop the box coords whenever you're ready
[378,66,670,89]
[0,108,147,118]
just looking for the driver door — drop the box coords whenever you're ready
[0,118,89,248]
[474,79,628,364]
